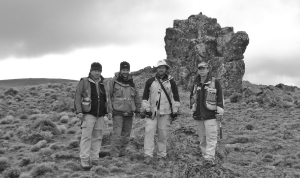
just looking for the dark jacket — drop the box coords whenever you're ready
[74,74,107,117]
[190,74,224,120]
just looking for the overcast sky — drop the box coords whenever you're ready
[0,0,299,87]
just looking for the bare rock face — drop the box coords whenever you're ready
[164,13,249,92]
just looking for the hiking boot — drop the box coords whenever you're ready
[203,159,216,167]
[80,160,92,170]
[90,159,101,166]
[144,156,153,165]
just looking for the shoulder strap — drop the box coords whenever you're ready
[210,77,216,89]
[157,78,173,113]
[82,78,90,98]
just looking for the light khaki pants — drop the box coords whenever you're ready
[195,119,218,160]
[80,114,105,161]
[144,114,170,158]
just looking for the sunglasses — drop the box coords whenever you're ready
[198,67,207,70]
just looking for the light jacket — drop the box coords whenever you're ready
[74,75,107,117]
[142,74,180,116]
[190,73,224,120]
[107,72,141,116]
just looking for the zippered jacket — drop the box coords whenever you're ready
[142,74,180,115]
[106,72,141,116]
[190,73,224,120]
[74,74,107,117]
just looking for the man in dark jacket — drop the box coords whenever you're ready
[74,62,107,169]
[190,62,224,166]
[107,61,142,157]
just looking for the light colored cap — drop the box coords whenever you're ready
[156,59,170,69]
[198,62,209,68]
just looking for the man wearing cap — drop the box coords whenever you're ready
[107,61,142,157]
[189,61,224,166]
[141,59,180,164]
[74,62,107,169]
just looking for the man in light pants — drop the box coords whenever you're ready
[142,59,180,164]
[74,62,107,169]
[190,62,224,166]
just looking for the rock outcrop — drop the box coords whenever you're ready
[164,12,249,92]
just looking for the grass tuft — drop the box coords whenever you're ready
[2,167,21,178]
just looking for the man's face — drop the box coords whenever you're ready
[157,65,167,76]
[91,70,101,79]
[120,69,130,78]
[197,67,209,77]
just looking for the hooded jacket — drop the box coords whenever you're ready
[142,74,180,116]
[190,73,224,120]
[74,74,107,117]
[106,72,141,116]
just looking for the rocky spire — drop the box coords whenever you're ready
[164,12,249,93]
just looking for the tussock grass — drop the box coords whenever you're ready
[29,162,55,177]
[31,118,61,135]
[68,140,79,149]
[21,130,53,144]
[91,165,109,176]
[63,161,81,171]
[57,125,67,134]
[19,114,28,120]
[19,157,31,167]
[0,157,11,172]
[2,167,21,178]
[60,115,69,124]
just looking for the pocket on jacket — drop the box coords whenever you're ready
[114,86,122,97]
[112,100,126,112]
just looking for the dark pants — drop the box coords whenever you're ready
[110,115,133,157]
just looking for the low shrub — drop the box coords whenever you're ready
[31,118,60,135]
[2,167,21,178]
[36,140,47,148]
[19,157,31,167]
[91,166,109,176]
[29,163,54,177]
[0,157,11,172]
[19,114,28,120]
[21,130,53,144]
[57,125,67,134]
[0,115,14,124]
[67,128,77,134]
[38,148,53,157]
[68,140,79,149]
[63,161,81,171]
[60,115,69,124]
[30,145,40,152]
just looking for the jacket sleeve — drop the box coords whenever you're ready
[134,84,142,112]
[105,80,114,114]
[215,79,224,109]
[170,79,180,113]
[142,78,152,112]
[74,79,84,114]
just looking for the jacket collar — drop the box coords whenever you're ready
[88,74,104,84]
[155,73,172,82]
[114,72,135,87]
[193,73,213,85]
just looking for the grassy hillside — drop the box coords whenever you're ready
[0,78,77,88]
[0,79,300,177]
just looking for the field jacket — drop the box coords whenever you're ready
[74,75,107,117]
[107,73,141,116]
[142,74,180,116]
[190,74,224,120]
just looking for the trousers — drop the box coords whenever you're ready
[80,114,105,161]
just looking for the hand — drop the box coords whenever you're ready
[216,114,223,122]
[107,113,112,120]
[140,112,146,119]
[135,111,140,118]
[145,111,152,118]
[77,113,84,120]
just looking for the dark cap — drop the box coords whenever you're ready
[120,61,130,71]
[90,62,102,72]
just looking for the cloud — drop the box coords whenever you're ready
[244,55,300,87]
[0,0,181,59]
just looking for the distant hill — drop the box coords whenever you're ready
[0,78,77,88]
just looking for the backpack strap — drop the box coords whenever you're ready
[210,77,215,89]
[157,78,173,114]
[81,77,90,98]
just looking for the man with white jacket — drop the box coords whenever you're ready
[141,59,180,164]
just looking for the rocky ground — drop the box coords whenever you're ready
[0,80,300,178]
